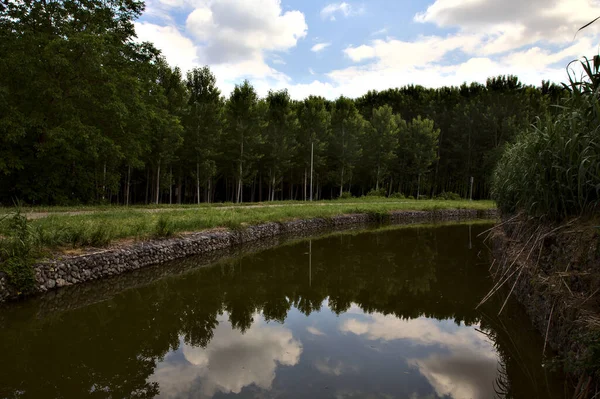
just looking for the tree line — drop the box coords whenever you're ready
[0,0,564,205]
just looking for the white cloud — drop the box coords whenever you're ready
[320,2,363,21]
[415,0,600,52]
[136,0,307,96]
[371,27,388,36]
[185,0,307,64]
[150,313,302,398]
[311,42,332,52]
[134,22,199,73]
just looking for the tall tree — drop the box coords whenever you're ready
[296,96,330,200]
[329,97,365,197]
[264,90,298,201]
[363,105,399,191]
[223,81,262,203]
[184,67,223,203]
[398,116,440,198]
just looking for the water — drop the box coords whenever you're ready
[0,223,566,399]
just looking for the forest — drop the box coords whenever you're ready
[0,0,565,205]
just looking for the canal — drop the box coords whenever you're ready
[0,222,566,398]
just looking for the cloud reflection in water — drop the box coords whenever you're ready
[150,313,302,398]
[340,311,499,399]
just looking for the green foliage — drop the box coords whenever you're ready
[154,216,175,238]
[493,58,600,219]
[0,0,561,204]
[0,211,36,293]
[389,193,406,199]
[338,192,354,199]
[365,211,391,224]
[435,192,462,201]
[363,105,399,190]
[366,188,387,197]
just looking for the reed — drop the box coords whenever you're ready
[492,56,600,220]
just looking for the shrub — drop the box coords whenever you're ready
[389,192,405,199]
[154,216,175,238]
[407,195,415,200]
[0,211,37,293]
[366,211,390,224]
[435,192,461,201]
[339,191,353,199]
[366,188,387,197]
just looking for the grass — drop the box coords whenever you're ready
[0,199,494,251]
[0,196,475,214]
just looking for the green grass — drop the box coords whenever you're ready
[0,200,494,251]
[0,196,473,214]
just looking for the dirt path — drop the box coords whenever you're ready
[23,201,416,220]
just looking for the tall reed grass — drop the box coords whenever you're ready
[493,57,600,220]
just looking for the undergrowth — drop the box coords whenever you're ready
[0,210,37,294]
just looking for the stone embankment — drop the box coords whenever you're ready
[0,209,496,302]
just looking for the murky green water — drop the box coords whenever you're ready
[0,223,566,399]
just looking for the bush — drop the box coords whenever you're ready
[154,216,175,238]
[493,107,600,219]
[366,188,387,197]
[407,195,415,200]
[339,191,353,199]
[389,192,405,199]
[435,192,461,201]
[418,195,429,200]
[0,211,37,293]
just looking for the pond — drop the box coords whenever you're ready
[0,222,566,399]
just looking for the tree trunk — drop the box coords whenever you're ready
[196,160,200,205]
[417,174,421,200]
[102,162,107,201]
[155,159,161,205]
[126,165,131,206]
[169,167,173,205]
[259,173,262,202]
[178,175,182,204]
[207,178,212,203]
[304,168,307,201]
[339,165,344,197]
[145,167,150,204]
[238,139,244,203]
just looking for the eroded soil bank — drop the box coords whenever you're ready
[0,208,496,302]
[491,215,600,396]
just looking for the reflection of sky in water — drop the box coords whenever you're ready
[149,301,499,399]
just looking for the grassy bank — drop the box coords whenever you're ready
[0,199,494,251]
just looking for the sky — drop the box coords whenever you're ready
[135,0,600,99]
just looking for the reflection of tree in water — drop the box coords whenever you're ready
[0,224,555,398]
[476,291,565,399]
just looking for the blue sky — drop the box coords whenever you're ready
[136,0,600,99]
